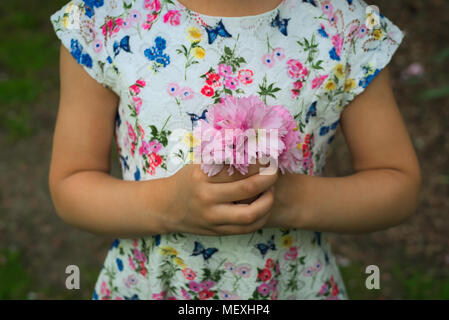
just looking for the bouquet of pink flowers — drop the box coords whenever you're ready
[193,95,303,176]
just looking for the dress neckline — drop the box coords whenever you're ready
[172,0,287,22]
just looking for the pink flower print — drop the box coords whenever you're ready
[303,266,315,277]
[318,283,329,296]
[136,79,146,87]
[168,296,177,300]
[200,280,215,290]
[206,72,221,87]
[133,248,146,262]
[167,82,180,96]
[144,0,161,11]
[224,77,239,90]
[152,291,166,300]
[149,152,162,167]
[163,10,181,26]
[127,122,137,141]
[357,24,368,38]
[123,275,137,288]
[149,140,162,153]
[273,47,285,61]
[218,290,234,300]
[181,288,192,300]
[112,18,124,34]
[224,262,236,273]
[92,39,103,53]
[287,59,308,79]
[100,281,111,297]
[257,283,270,297]
[237,69,254,85]
[142,13,158,30]
[218,64,233,78]
[321,1,333,17]
[188,280,201,292]
[313,260,323,272]
[311,75,328,89]
[262,53,275,68]
[137,123,145,139]
[291,80,303,99]
[284,246,298,260]
[180,87,194,100]
[236,264,251,278]
[268,279,278,291]
[329,12,339,28]
[132,96,142,113]
[265,258,274,269]
[129,84,141,95]
[275,261,281,275]
[122,17,133,30]
[182,268,197,281]
[128,256,136,270]
[331,34,343,57]
[139,140,150,156]
[129,10,142,23]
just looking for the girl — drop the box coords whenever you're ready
[48,0,421,300]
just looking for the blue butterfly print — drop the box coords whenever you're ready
[313,231,330,264]
[319,119,339,136]
[113,35,131,57]
[124,294,139,300]
[144,36,170,68]
[134,166,140,181]
[255,235,276,257]
[305,102,317,124]
[302,0,317,7]
[191,241,218,261]
[204,20,232,45]
[329,47,341,61]
[318,25,329,38]
[346,0,354,5]
[116,258,123,271]
[70,39,93,68]
[270,12,290,36]
[120,155,129,171]
[82,0,104,18]
[359,68,381,88]
[92,290,98,300]
[110,238,120,250]
[186,109,208,128]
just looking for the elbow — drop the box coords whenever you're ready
[398,163,422,223]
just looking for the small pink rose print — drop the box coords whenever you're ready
[163,10,181,26]
[311,75,328,89]
[144,0,161,11]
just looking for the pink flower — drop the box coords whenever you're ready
[284,246,298,260]
[188,281,201,292]
[321,1,333,17]
[152,291,166,300]
[167,82,180,96]
[181,288,191,300]
[180,87,194,100]
[100,281,110,297]
[329,12,339,28]
[163,10,181,26]
[129,10,142,23]
[224,77,239,90]
[121,17,133,30]
[262,53,275,68]
[311,75,328,89]
[257,283,270,296]
[127,122,137,141]
[287,59,308,79]
[149,140,162,153]
[313,260,323,272]
[92,39,103,53]
[303,266,315,277]
[142,13,158,30]
[270,288,279,300]
[331,34,343,57]
[182,268,196,280]
[224,262,236,273]
[136,79,146,87]
[206,72,221,87]
[218,290,235,300]
[218,64,232,78]
[236,264,251,278]
[144,0,161,11]
[273,47,285,60]
[139,141,150,156]
[357,25,368,38]
[200,280,215,290]
[201,85,214,97]
[291,80,303,99]
[129,84,141,95]
[318,283,329,295]
[133,248,146,262]
[128,256,136,270]
[238,69,254,85]
[132,96,142,111]
[194,95,302,176]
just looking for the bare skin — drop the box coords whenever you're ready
[48,0,421,238]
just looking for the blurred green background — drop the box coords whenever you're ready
[0,0,448,299]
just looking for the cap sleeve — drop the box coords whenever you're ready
[50,0,117,92]
[340,0,405,109]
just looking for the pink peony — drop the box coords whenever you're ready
[163,10,181,26]
[193,95,303,176]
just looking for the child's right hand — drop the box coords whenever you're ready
[160,163,278,236]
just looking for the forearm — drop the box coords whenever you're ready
[49,170,170,238]
[272,168,421,234]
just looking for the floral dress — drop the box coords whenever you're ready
[50,0,404,300]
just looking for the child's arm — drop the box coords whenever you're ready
[48,46,277,238]
[266,67,422,234]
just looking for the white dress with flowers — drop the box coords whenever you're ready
[50,0,403,300]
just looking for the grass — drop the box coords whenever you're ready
[0,248,32,299]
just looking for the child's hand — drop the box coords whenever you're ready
[161,163,278,236]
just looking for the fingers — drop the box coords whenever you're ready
[208,169,278,203]
[206,188,274,226]
[207,161,268,183]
